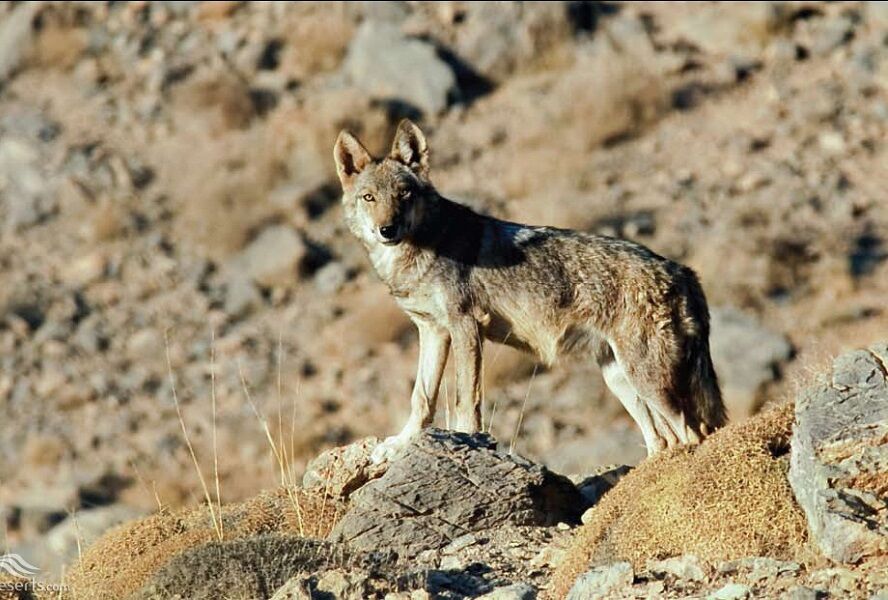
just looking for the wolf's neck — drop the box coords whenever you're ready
[366,195,451,289]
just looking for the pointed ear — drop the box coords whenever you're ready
[333,131,372,188]
[389,119,429,179]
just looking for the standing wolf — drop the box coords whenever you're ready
[334,120,726,461]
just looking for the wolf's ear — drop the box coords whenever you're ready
[389,119,429,179]
[334,131,371,187]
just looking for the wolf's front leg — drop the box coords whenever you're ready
[371,321,450,464]
[450,318,483,433]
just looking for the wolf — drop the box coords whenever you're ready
[334,119,727,462]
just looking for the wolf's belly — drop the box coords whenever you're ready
[482,308,606,366]
[481,311,562,365]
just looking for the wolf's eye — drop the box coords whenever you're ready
[362,193,374,202]
[400,189,412,199]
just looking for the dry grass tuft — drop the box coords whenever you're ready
[549,402,808,598]
[64,487,346,600]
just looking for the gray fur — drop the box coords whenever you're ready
[334,120,727,460]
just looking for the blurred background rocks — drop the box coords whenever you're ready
[0,0,886,581]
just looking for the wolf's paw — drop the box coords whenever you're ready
[370,434,412,465]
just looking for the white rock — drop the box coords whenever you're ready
[567,562,634,599]
[708,583,751,600]
[343,21,456,115]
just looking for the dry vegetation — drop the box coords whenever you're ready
[549,403,810,598]
[65,486,345,600]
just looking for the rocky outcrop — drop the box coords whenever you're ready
[789,343,888,564]
[302,436,385,500]
[330,429,583,560]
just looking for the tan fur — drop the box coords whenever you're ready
[334,120,727,460]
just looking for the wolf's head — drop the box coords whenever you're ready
[333,119,433,247]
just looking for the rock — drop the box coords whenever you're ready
[315,569,376,599]
[232,225,306,288]
[811,15,855,56]
[302,437,385,500]
[717,557,800,581]
[647,555,707,583]
[342,21,456,116]
[476,582,537,600]
[789,342,888,564]
[784,586,820,600]
[670,3,786,58]
[126,328,162,361]
[708,583,751,600]
[223,273,262,318]
[0,136,55,231]
[453,2,569,82]
[709,307,793,418]
[314,261,349,295]
[0,2,39,82]
[567,562,634,600]
[330,429,582,559]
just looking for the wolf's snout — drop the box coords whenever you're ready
[379,225,399,240]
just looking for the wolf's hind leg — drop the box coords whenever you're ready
[601,360,666,455]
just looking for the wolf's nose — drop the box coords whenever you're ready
[379,225,398,240]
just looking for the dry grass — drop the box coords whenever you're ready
[548,402,809,598]
[64,487,346,600]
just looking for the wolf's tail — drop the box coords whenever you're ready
[683,270,727,435]
[689,335,727,434]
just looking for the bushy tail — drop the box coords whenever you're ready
[682,268,727,435]
[690,336,727,435]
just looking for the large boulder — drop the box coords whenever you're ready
[710,307,793,418]
[789,342,888,563]
[342,21,456,116]
[330,429,583,559]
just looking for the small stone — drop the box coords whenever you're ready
[64,253,107,287]
[647,555,707,583]
[567,562,634,599]
[477,582,537,600]
[443,533,478,554]
[233,225,306,288]
[784,586,820,600]
[314,261,349,295]
[224,274,262,318]
[126,329,162,361]
[302,436,384,500]
[708,583,751,600]
[439,555,463,570]
[818,131,846,155]
[718,557,800,581]
[530,545,564,568]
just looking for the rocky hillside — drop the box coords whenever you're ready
[0,0,886,591]
[9,341,878,599]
